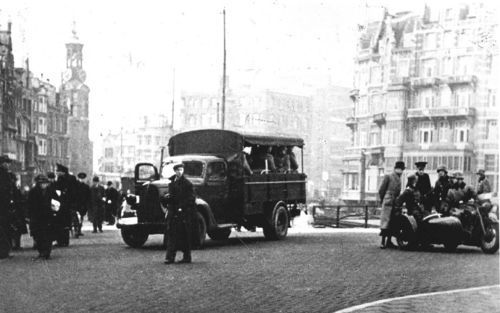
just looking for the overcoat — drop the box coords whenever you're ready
[477,178,492,195]
[54,174,78,228]
[27,185,58,237]
[378,172,402,231]
[396,187,423,221]
[89,185,105,223]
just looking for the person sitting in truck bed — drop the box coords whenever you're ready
[287,146,299,172]
[242,147,253,176]
[252,146,276,173]
[274,146,290,173]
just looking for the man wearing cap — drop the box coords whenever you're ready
[476,169,491,195]
[415,161,432,214]
[104,181,120,225]
[433,165,452,215]
[89,176,105,233]
[27,175,58,260]
[163,162,195,264]
[75,173,91,237]
[53,163,78,246]
[0,155,15,258]
[378,161,405,249]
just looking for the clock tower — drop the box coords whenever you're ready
[61,23,93,175]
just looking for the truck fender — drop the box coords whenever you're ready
[265,201,288,224]
[195,198,217,229]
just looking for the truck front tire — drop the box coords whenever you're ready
[263,204,289,240]
[121,228,148,248]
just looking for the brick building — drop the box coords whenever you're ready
[342,3,498,203]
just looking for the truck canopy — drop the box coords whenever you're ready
[168,129,304,157]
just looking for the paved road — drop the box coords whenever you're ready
[1,220,498,313]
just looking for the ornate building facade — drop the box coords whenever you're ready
[342,3,498,203]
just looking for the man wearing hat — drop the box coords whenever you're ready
[433,165,452,214]
[163,162,195,264]
[74,173,90,237]
[27,175,58,260]
[414,161,432,214]
[89,176,105,233]
[104,181,120,226]
[53,163,78,246]
[378,161,405,249]
[0,155,14,258]
[476,169,491,195]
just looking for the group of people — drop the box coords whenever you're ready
[242,145,299,175]
[378,160,492,249]
[0,155,121,260]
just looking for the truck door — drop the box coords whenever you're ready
[200,161,229,222]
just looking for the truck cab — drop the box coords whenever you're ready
[117,129,306,248]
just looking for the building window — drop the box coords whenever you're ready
[454,121,469,143]
[137,135,143,145]
[441,57,453,75]
[457,56,472,75]
[438,121,450,142]
[145,136,152,145]
[37,139,47,156]
[155,136,161,146]
[38,117,47,134]
[420,122,433,144]
[424,33,437,50]
[485,154,498,172]
[443,31,454,48]
[105,148,113,158]
[396,59,409,77]
[486,120,498,141]
[422,59,436,77]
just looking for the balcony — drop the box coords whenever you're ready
[407,106,476,119]
[346,116,357,129]
[442,75,478,87]
[388,77,410,91]
[411,77,441,89]
[372,112,386,125]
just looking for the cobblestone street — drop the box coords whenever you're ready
[1,219,498,313]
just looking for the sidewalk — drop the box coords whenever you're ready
[336,285,500,313]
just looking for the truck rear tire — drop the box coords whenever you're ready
[208,228,231,241]
[121,228,148,248]
[263,204,289,240]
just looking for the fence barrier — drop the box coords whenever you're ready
[310,204,380,228]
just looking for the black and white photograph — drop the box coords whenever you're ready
[1,0,499,312]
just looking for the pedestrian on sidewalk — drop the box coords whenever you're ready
[28,175,58,260]
[162,162,195,264]
[89,176,105,233]
[104,181,119,225]
[378,161,404,249]
[0,155,15,259]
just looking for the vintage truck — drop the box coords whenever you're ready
[116,129,307,248]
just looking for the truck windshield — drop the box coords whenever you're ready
[161,160,204,179]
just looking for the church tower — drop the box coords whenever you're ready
[61,23,93,175]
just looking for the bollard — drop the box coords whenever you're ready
[364,205,368,228]
[336,206,340,228]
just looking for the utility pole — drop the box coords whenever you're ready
[221,8,227,130]
[171,68,175,129]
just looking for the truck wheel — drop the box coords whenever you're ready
[121,228,148,248]
[208,228,231,241]
[481,222,499,254]
[192,211,207,249]
[263,204,289,240]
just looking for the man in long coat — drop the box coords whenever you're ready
[89,176,105,233]
[433,165,452,215]
[75,173,91,237]
[28,175,58,260]
[104,181,120,225]
[378,161,404,249]
[0,155,14,259]
[414,161,432,214]
[53,163,78,246]
[476,169,492,196]
[163,162,195,264]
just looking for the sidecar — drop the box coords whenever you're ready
[395,213,465,251]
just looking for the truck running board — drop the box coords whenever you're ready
[216,223,238,229]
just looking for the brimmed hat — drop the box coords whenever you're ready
[394,161,405,170]
[92,176,100,182]
[77,172,87,179]
[173,162,184,170]
[452,171,464,179]
[56,163,69,173]
[0,155,13,163]
[107,181,113,186]
[415,161,427,168]
[437,165,447,173]
[476,169,485,175]
[35,174,49,184]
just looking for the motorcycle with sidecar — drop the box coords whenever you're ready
[395,193,499,254]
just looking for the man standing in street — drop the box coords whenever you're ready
[378,161,404,249]
[75,173,91,237]
[414,161,432,214]
[89,176,105,233]
[53,164,78,246]
[476,169,491,196]
[434,165,452,215]
[28,175,58,260]
[0,155,14,259]
[163,162,195,264]
[104,181,119,225]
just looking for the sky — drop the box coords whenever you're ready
[1,0,495,163]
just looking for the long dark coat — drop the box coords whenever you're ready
[89,185,105,223]
[53,174,78,228]
[11,186,28,234]
[27,185,58,237]
[433,175,452,212]
[396,187,424,221]
[0,167,13,219]
[378,172,402,232]
[165,174,195,253]
[75,181,91,217]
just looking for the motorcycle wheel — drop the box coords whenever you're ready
[480,222,499,254]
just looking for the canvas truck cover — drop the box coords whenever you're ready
[168,129,304,157]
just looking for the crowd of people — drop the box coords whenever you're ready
[378,160,492,249]
[242,145,299,175]
[0,155,121,260]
